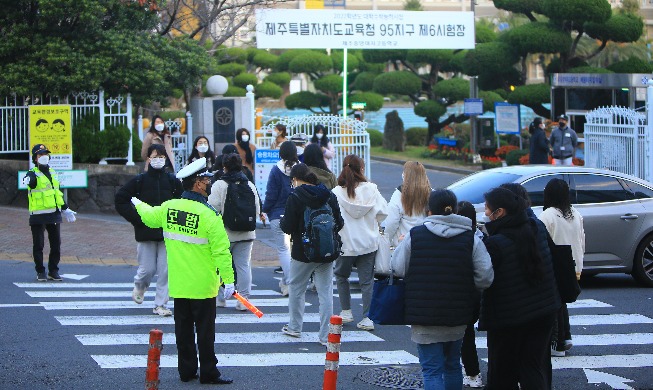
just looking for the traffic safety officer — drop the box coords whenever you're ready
[23,144,77,282]
[132,157,236,385]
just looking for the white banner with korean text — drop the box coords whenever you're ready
[255,9,475,49]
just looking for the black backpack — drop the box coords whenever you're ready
[222,179,257,231]
[299,197,341,263]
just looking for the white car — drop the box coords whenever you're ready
[447,165,653,287]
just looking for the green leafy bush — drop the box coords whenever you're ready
[506,149,529,166]
[367,129,383,147]
[72,112,108,163]
[405,127,428,146]
[103,123,131,158]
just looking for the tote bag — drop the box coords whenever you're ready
[548,238,581,303]
[369,273,406,325]
[374,233,393,276]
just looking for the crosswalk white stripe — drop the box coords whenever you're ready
[567,299,613,309]
[26,290,281,298]
[56,313,321,326]
[76,331,383,346]
[476,333,653,348]
[14,282,259,289]
[41,298,301,310]
[91,350,419,368]
[0,303,43,308]
[570,314,653,326]
[481,354,653,369]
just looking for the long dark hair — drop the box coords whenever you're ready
[148,115,169,135]
[500,182,532,207]
[310,124,329,148]
[428,189,457,216]
[236,128,253,164]
[543,178,574,220]
[290,163,319,185]
[279,141,299,171]
[528,117,542,135]
[303,143,330,172]
[457,200,476,227]
[484,187,545,284]
[337,154,367,198]
[188,136,215,166]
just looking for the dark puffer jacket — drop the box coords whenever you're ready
[115,168,183,242]
[479,210,560,330]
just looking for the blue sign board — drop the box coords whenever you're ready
[494,102,521,134]
[464,98,484,115]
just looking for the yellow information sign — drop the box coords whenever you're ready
[29,105,73,170]
[305,0,324,8]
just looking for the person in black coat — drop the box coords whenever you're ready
[529,117,550,164]
[279,163,344,345]
[480,187,561,390]
[115,144,184,316]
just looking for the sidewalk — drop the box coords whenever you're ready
[0,205,278,268]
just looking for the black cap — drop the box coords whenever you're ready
[31,144,50,156]
[558,114,568,121]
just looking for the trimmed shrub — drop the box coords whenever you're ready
[506,149,529,166]
[367,129,383,147]
[72,112,108,163]
[405,127,428,146]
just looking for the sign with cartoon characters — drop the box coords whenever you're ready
[29,105,73,170]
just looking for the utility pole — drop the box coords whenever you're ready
[470,0,477,153]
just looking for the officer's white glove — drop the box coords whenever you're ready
[62,208,77,223]
[131,197,143,206]
[223,284,235,300]
[21,176,31,186]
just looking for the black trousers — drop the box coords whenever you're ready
[31,223,61,274]
[551,304,571,351]
[461,323,480,376]
[485,313,556,390]
[174,297,221,381]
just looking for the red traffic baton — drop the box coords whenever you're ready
[323,315,343,390]
[233,291,264,318]
[145,329,163,390]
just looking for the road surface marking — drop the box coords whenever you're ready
[56,313,321,326]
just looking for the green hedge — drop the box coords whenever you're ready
[72,112,133,163]
[506,149,529,166]
[367,129,383,147]
[405,127,428,146]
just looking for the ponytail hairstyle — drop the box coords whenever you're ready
[401,161,431,217]
[484,187,545,284]
[337,154,367,198]
[290,163,319,185]
[428,189,458,216]
[543,178,574,220]
[279,141,299,171]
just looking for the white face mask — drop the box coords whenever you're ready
[37,155,50,165]
[150,157,166,169]
[197,145,209,153]
[296,147,304,156]
[539,123,545,129]
[316,133,323,139]
[154,124,165,132]
[273,130,279,136]
[241,135,250,142]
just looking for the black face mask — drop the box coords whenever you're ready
[559,121,566,127]
[204,180,212,197]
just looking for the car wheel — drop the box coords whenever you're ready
[633,234,653,287]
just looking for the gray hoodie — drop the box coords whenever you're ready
[392,214,494,344]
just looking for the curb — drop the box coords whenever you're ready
[370,156,477,175]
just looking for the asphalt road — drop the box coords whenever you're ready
[1,161,652,389]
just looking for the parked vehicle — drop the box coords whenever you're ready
[447,166,653,287]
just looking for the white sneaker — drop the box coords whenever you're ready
[216,298,226,307]
[551,348,565,357]
[564,339,573,351]
[153,306,172,316]
[464,374,483,388]
[132,287,144,304]
[357,317,375,331]
[281,324,301,338]
[279,281,289,297]
[235,300,247,311]
[339,309,354,323]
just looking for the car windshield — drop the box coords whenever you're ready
[448,171,521,204]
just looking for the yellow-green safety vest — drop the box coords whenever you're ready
[27,167,65,215]
[135,198,234,299]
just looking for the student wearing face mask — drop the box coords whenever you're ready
[115,144,184,316]
[309,124,335,171]
[529,117,550,164]
[141,115,175,172]
[271,123,288,149]
[23,144,78,282]
[234,128,256,174]
[188,136,215,169]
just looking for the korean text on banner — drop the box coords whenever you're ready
[494,103,521,135]
[255,10,475,50]
[255,149,281,205]
[29,104,73,170]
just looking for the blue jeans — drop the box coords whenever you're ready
[416,339,464,390]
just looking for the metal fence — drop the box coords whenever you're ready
[255,115,371,179]
[584,106,651,182]
[137,113,193,173]
[0,90,133,164]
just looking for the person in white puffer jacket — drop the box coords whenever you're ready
[382,161,431,247]
[332,154,388,331]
